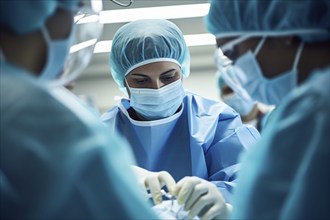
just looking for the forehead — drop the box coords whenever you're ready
[127,61,181,77]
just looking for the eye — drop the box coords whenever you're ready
[161,75,175,82]
[134,78,149,85]
[160,72,178,83]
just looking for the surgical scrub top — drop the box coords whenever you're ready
[231,68,330,220]
[0,60,159,220]
[101,92,260,203]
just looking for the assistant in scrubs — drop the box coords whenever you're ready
[205,0,330,219]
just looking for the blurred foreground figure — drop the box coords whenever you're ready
[205,0,330,219]
[0,0,159,219]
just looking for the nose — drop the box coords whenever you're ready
[150,80,164,89]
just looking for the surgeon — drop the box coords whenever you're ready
[205,0,330,219]
[101,18,260,219]
[206,0,329,106]
[217,74,273,132]
[0,0,160,219]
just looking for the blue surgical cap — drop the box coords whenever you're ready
[110,19,191,91]
[204,0,330,42]
[0,0,78,35]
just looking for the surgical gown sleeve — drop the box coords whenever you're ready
[230,69,330,220]
[207,114,260,203]
[0,63,159,219]
[186,94,260,203]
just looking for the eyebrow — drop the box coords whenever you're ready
[130,69,177,77]
[130,73,148,77]
[160,69,176,76]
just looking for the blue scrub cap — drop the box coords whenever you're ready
[204,0,330,42]
[110,19,191,91]
[0,0,78,35]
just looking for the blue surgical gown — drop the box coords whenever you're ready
[0,61,159,219]
[231,68,330,219]
[101,92,260,203]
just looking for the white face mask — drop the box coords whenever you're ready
[222,93,256,117]
[233,38,304,105]
[127,79,185,120]
[39,23,75,81]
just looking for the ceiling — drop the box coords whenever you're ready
[74,0,219,112]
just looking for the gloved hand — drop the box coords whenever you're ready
[174,176,231,220]
[131,165,176,205]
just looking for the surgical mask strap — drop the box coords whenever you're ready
[292,41,304,71]
[252,37,303,71]
[41,25,51,43]
[125,78,131,91]
[253,37,266,56]
[221,35,251,53]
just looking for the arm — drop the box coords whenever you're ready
[175,116,259,219]
[206,120,260,203]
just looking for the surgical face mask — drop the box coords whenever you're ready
[222,93,255,117]
[39,23,75,81]
[233,38,305,105]
[127,78,185,120]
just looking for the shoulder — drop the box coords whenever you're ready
[184,91,220,105]
[303,67,329,103]
[261,67,330,141]
[0,65,49,112]
[100,103,122,122]
[281,67,329,118]
[1,72,106,148]
[184,91,239,119]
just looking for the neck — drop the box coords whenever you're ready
[298,40,330,84]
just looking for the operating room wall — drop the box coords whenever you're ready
[72,45,219,114]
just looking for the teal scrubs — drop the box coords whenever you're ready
[231,68,330,219]
[0,60,159,219]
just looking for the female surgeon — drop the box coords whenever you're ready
[101,19,260,220]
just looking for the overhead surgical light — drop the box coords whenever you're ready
[100,3,210,23]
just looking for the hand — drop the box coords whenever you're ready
[131,165,176,205]
[174,176,231,220]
